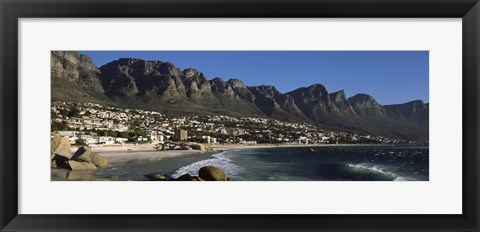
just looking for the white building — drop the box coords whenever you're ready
[150,134,164,143]
[116,137,129,144]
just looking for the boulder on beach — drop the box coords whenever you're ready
[51,154,69,168]
[51,160,57,168]
[199,166,228,181]
[145,173,168,181]
[190,143,206,151]
[155,144,164,151]
[175,174,204,181]
[66,170,95,180]
[67,160,97,171]
[109,175,120,180]
[175,173,194,181]
[72,146,108,168]
[51,136,73,160]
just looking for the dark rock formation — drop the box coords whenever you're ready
[198,166,228,181]
[144,173,168,181]
[175,173,195,181]
[72,146,108,168]
[348,94,386,117]
[50,136,73,160]
[51,51,109,104]
[248,85,308,122]
[67,160,97,171]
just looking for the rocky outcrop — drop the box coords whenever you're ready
[348,94,386,117]
[329,90,356,114]
[199,166,228,181]
[72,146,108,168]
[173,166,229,181]
[384,100,429,123]
[287,84,336,121]
[189,143,206,151]
[144,173,168,181]
[51,136,73,168]
[182,68,215,100]
[51,51,110,104]
[51,136,73,159]
[248,85,308,122]
[51,137,109,171]
[175,173,195,181]
[51,51,104,93]
[67,160,98,171]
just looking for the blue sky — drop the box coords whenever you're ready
[79,51,429,105]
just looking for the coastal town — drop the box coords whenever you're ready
[51,101,413,150]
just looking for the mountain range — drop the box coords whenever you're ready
[51,51,429,141]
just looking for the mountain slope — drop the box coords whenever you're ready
[51,51,111,104]
[51,51,429,141]
[98,58,265,116]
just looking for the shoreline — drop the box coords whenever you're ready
[52,143,428,181]
[208,143,417,151]
[99,150,213,165]
[65,142,426,164]
[68,143,425,164]
[74,142,415,153]
[91,143,419,165]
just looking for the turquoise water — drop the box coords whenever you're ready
[171,146,429,181]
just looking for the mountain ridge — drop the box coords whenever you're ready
[51,51,429,141]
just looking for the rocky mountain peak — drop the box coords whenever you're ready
[210,77,225,84]
[348,94,385,117]
[252,85,279,94]
[183,68,203,78]
[348,94,377,105]
[226,79,246,89]
[210,77,234,96]
[51,51,104,94]
[157,62,181,77]
[329,90,346,102]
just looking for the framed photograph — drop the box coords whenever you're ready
[1,0,479,231]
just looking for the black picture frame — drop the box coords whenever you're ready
[1,0,479,231]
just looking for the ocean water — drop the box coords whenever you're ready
[170,146,429,181]
[56,152,216,181]
[54,145,428,181]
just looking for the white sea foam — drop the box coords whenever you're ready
[170,152,241,179]
[346,163,400,179]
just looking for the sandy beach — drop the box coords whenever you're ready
[99,150,209,165]
[75,143,395,165]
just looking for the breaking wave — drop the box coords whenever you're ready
[170,152,241,179]
[344,163,413,181]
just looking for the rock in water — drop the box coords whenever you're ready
[198,166,228,181]
[51,154,69,168]
[190,143,206,151]
[109,175,120,180]
[175,173,194,181]
[72,146,108,167]
[67,160,97,171]
[66,171,95,181]
[51,136,73,160]
[145,173,168,181]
